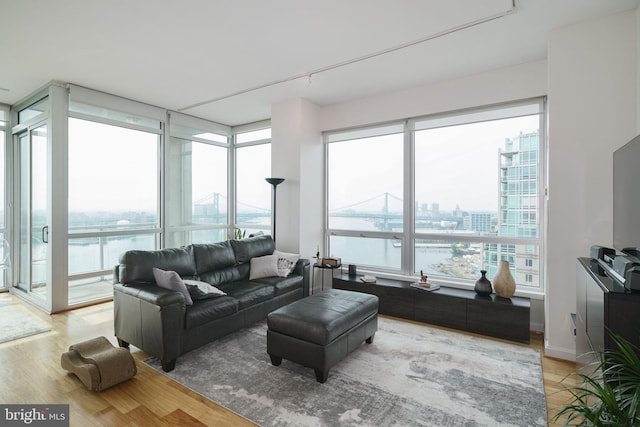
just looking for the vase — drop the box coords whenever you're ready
[474,270,492,296]
[493,260,516,298]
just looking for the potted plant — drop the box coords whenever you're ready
[555,333,640,426]
[234,228,246,240]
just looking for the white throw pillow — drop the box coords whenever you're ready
[183,280,227,300]
[249,254,279,280]
[274,250,300,277]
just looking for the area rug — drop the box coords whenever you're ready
[145,317,547,426]
[0,303,50,344]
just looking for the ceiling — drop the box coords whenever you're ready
[1,0,639,126]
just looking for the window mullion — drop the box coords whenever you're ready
[403,120,413,275]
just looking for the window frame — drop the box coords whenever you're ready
[232,122,272,237]
[0,104,8,289]
[324,98,546,296]
[166,111,231,246]
[66,112,163,287]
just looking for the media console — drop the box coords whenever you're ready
[576,257,640,372]
[332,274,530,343]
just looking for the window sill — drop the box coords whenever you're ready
[352,269,545,301]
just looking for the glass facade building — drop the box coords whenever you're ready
[483,132,540,287]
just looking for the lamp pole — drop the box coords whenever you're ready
[265,178,285,242]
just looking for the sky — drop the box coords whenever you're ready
[68,118,158,212]
[66,113,539,216]
[328,114,540,213]
[68,118,271,214]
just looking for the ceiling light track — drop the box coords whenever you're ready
[179,3,516,112]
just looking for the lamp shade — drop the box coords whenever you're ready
[265,178,285,186]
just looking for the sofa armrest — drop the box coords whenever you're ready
[113,283,185,368]
[293,258,311,297]
[114,282,186,306]
[292,258,310,275]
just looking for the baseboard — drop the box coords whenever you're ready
[544,343,576,361]
[529,321,544,333]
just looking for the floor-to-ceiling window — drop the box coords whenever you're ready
[326,123,405,270]
[5,83,266,310]
[234,125,271,237]
[0,105,9,290]
[326,98,546,296]
[166,113,230,247]
[67,99,162,305]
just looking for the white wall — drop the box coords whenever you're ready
[269,9,639,358]
[545,10,638,360]
[271,98,323,260]
[319,60,547,131]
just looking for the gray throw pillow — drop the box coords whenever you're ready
[183,279,227,300]
[249,254,279,280]
[152,267,193,305]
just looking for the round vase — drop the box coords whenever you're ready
[474,270,492,296]
[493,260,516,298]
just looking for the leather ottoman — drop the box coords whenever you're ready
[266,288,378,383]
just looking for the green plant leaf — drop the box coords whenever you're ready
[554,332,640,426]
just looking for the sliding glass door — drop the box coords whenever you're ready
[0,109,8,290]
[16,124,48,300]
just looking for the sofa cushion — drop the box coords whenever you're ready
[152,268,193,305]
[253,275,303,295]
[185,297,239,329]
[231,235,275,263]
[184,280,226,300]
[249,254,279,280]
[198,265,247,287]
[218,282,275,310]
[119,246,196,284]
[192,242,236,274]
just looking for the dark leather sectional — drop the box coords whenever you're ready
[112,235,310,371]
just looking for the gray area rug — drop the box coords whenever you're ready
[145,317,547,426]
[0,303,50,344]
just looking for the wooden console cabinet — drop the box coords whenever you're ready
[333,274,530,343]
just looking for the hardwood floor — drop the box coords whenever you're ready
[0,292,576,426]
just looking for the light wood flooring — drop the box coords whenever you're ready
[0,292,576,426]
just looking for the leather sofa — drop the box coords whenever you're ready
[112,235,310,372]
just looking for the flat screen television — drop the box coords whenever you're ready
[613,133,640,258]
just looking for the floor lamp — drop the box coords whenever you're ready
[265,178,284,242]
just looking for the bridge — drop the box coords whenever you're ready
[329,192,465,230]
[193,192,464,230]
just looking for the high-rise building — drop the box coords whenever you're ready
[483,132,540,288]
[463,212,493,234]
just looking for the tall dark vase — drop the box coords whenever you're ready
[474,270,493,296]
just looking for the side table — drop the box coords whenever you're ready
[312,264,341,293]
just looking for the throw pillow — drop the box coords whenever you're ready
[249,254,279,280]
[183,279,227,300]
[274,250,300,277]
[152,267,193,305]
